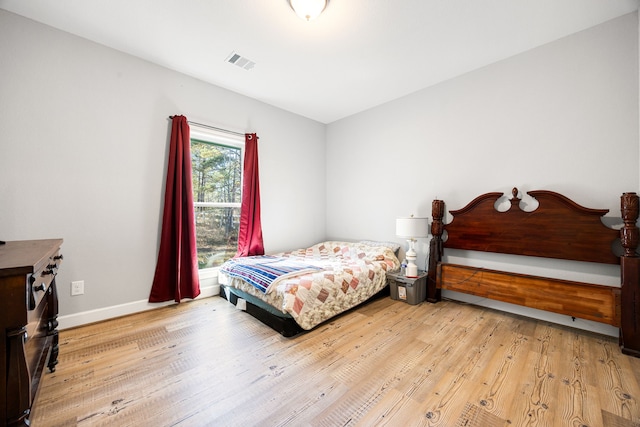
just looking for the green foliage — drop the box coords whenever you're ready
[191,139,242,268]
[191,140,241,204]
[194,207,239,268]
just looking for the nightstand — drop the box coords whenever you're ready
[387,270,428,305]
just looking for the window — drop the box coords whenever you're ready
[190,128,243,270]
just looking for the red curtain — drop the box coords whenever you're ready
[149,115,201,303]
[236,133,264,257]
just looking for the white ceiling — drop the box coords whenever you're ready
[1,0,638,124]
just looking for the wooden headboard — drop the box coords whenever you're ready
[426,187,640,358]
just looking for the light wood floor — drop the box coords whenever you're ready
[31,295,640,427]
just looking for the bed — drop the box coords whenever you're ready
[426,187,640,357]
[218,240,401,336]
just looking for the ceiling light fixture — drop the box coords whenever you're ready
[288,0,328,21]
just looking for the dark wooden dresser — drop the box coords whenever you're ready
[0,239,63,426]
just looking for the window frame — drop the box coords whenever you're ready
[190,126,244,276]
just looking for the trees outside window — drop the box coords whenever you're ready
[191,134,242,269]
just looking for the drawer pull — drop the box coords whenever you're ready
[54,254,64,261]
[28,276,36,310]
[42,268,55,276]
[34,283,46,292]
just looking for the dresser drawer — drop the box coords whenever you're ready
[25,295,51,403]
[29,269,54,311]
[28,249,60,311]
[26,291,48,346]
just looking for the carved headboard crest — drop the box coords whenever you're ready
[431,187,620,265]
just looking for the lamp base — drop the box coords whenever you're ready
[406,262,418,278]
[405,238,418,277]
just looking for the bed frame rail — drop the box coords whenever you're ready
[437,263,620,326]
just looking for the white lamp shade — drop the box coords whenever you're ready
[396,217,429,238]
[289,0,328,21]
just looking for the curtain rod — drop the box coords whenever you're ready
[169,116,245,137]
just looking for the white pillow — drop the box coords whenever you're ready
[358,240,401,254]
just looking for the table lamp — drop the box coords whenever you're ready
[396,215,430,277]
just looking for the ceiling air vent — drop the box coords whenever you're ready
[225,51,255,71]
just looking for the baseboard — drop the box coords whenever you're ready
[58,284,220,330]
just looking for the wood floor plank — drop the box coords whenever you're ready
[551,330,588,426]
[30,296,640,426]
[473,329,530,421]
[416,316,505,426]
[508,324,558,426]
[597,339,640,424]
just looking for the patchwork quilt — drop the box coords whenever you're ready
[218,241,401,330]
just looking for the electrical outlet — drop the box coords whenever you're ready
[71,280,84,296]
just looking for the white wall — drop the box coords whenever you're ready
[326,13,639,335]
[0,10,326,323]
